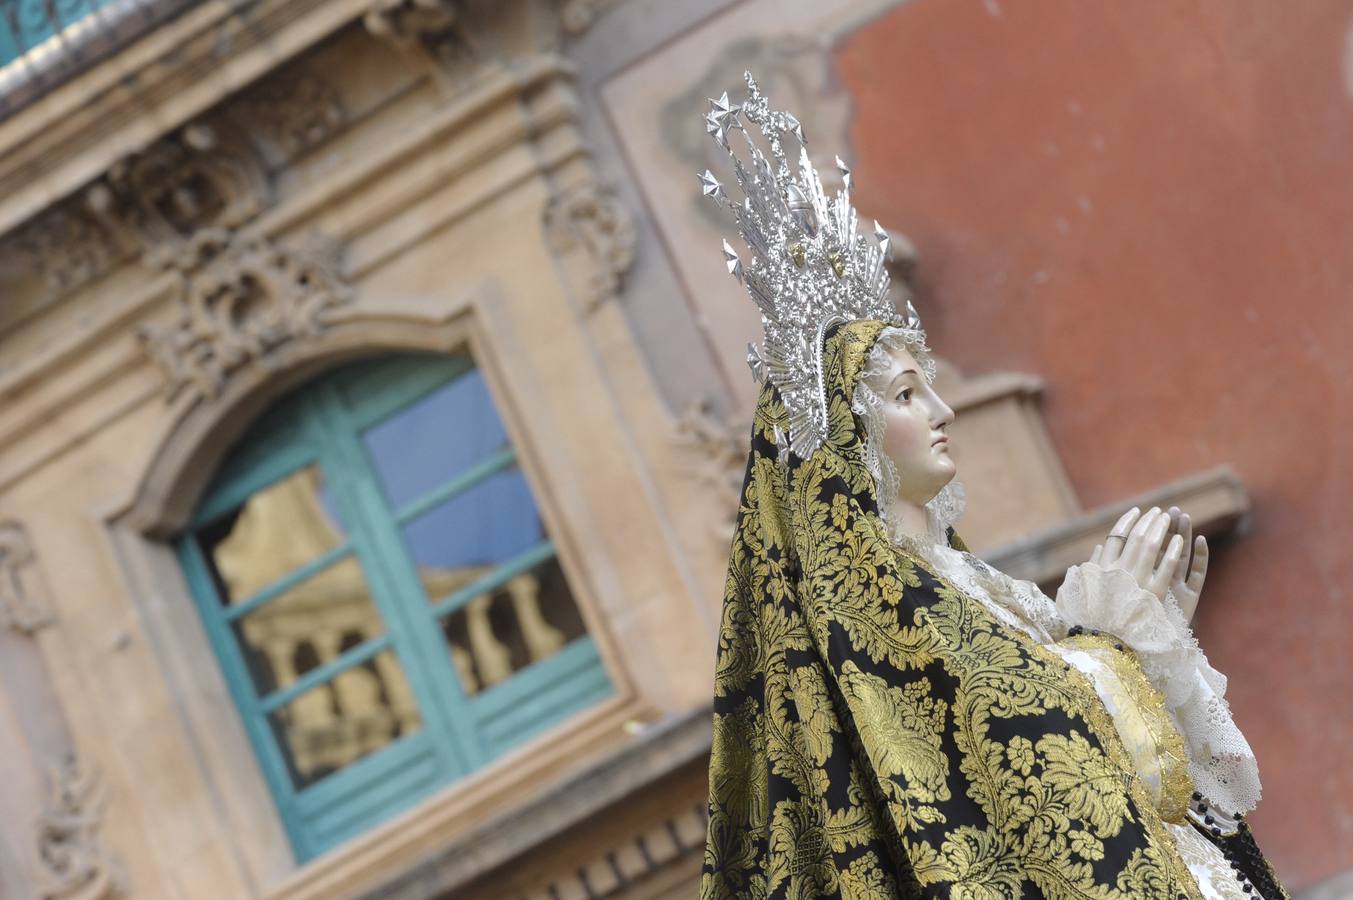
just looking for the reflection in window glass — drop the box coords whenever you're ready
[362,369,510,511]
[267,649,421,790]
[400,467,544,587]
[440,556,586,695]
[228,556,386,698]
[196,465,347,605]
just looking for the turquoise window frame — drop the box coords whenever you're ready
[177,353,612,862]
[0,0,121,67]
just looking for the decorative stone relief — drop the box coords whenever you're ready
[363,0,459,43]
[0,521,55,635]
[0,61,348,311]
[86,122,272,272]
[673,399,748,541]
[137,229,351,404]
[0,202,128,298]
[517,802,707,900]
[544,181,637,310]
[228,68,346,161]
[34,756,124,900]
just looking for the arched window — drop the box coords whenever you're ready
[177,353,611,861]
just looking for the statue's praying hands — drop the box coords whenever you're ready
[1090,505,1210,621]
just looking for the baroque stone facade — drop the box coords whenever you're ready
[0,0,1320,896]
[0,1,730,897]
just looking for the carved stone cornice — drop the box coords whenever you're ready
[544,181,637,311]
[34,756,124,900]
[0,521,55,635]
[137,229,351,405]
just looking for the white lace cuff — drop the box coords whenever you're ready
[1055,562,1262,815]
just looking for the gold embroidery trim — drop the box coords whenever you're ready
[1061,632,1193,825]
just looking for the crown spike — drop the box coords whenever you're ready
[722,239,743,282]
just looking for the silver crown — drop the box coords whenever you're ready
[700,71,923,457]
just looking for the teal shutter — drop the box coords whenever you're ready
[178,353,612,861]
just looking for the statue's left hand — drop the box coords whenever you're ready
[1090,506,1183,602]
[1164,506,1209,622]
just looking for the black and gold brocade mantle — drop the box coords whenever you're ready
[700,320,1283,900]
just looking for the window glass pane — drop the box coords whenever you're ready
[361,369,510,511]
[439,556,587,695]
[229,556,387,698]
[267,649,421,791]
[196,464,348,606]
[401,466,545,591]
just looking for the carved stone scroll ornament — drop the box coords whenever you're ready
[86,122,271,272]
[543,181,637,311]
[138,229,352,404]
[673,399,748,542]
[34,757,124,900]
[0,521,55,635]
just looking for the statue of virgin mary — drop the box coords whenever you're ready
[697,74,1287,900]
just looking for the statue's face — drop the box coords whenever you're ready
[872,344,956,505]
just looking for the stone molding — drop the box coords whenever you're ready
[0,520,55,635]
[517,802,708,900]
[356,708,712,900]
[33,756,124,900]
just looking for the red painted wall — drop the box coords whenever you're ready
[838,0,1353,888]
